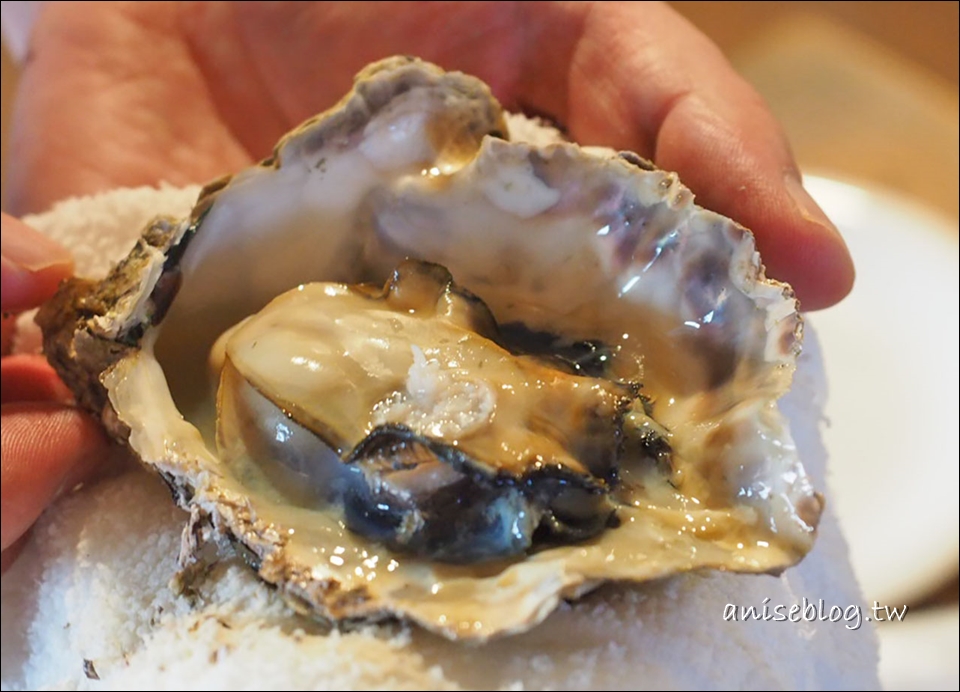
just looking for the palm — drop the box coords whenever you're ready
[13,2,562,203]
[8,1,852,309]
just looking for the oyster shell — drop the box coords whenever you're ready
[39,56,820,640]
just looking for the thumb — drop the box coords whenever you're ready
[1,214,74,313]
[1,402,114,556]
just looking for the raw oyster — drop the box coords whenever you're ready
[39,56,820,640]
[215,259,632,563]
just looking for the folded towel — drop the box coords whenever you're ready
[0,185,879,690]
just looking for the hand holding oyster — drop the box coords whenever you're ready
[39,57,822,640]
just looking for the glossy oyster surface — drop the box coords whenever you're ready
[39,56,820,640]
[216,259,631,563]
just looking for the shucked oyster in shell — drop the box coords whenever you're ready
[214,259,634,565]
[39,56,821,640]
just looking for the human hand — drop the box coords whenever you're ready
[1,213,112,572]
[6,1,852,309]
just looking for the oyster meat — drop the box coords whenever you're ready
[39,56,821,640]
[215,259,632,563]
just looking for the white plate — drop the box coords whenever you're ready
[803,174,959,606]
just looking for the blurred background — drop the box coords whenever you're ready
[2,2,958,690]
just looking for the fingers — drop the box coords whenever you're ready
[9,1,854,308]
[1,214,73,313]
[523,3,854,309]
[230,1,854,309]
[1,214,93,570]
[654,95,854,310]
[1,354,74,404]
[1,402,113,557]
[1,315,15,355]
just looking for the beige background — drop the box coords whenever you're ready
[672,1,959,220]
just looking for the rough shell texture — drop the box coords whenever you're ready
[39,56,819,640]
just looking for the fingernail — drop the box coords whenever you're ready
[0,214,73,272]
[784,173,846,245]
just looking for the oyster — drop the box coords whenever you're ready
[215,259,633,564]
[39,56,821,640]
